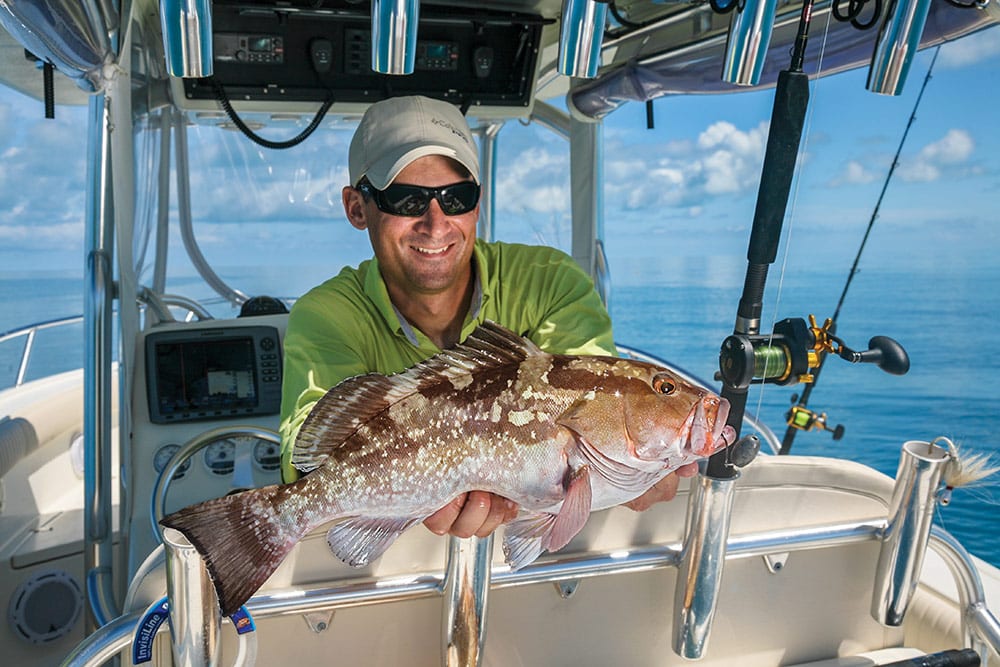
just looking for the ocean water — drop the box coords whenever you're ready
[610,265,1000,568]
[1,267,998,567]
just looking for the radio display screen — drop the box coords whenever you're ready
[248,36,272,52]
[145,325,282,424]
[152,338,258,417]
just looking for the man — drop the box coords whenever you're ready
[279,95,695,540]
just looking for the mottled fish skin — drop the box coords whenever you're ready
[161,321,734,616]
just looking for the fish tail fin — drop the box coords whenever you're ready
[160,484,306,617]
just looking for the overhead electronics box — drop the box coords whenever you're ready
[170,0,546,117]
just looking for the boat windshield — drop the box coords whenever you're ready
[135,113,574,318]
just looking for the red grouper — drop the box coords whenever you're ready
[161,321,735,616]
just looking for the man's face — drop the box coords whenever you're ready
[343,155,479,301]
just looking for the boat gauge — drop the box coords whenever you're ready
[153,444,191,480]
[203,439,237,476]
[253,438,281,472]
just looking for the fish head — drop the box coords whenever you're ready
[555,358,735,472]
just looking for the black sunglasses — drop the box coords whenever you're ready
[357,180,480,217]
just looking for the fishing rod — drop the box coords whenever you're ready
[708,0,913,476]
[705,0,817,478]
[778,47,940,455]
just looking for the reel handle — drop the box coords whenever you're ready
[840,335,910,375]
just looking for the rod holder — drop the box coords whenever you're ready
[672,473,739,659]
[442,535,493,666]
[721,0,778,86]
[871,439,952,626]
[371,0,420,75]
[866,0,932,96]
[558,0,609,79]
[159,0,214,78]
[163,527,221,666]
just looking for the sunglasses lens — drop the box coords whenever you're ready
[439,183,480,215]
[380,185,431,216]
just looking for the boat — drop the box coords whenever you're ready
[1,0,998,665]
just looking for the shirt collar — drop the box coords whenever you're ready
[363,242,487,348]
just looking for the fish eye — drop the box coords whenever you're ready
[652,373,676,395]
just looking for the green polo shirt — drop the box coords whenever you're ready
[278,239,615,482]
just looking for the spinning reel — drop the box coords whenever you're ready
[718,314,910,390]
[717,314,909,445]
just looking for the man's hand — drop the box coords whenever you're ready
[425,463,698,536]
[623,462,700,511]
[424,491,519,538]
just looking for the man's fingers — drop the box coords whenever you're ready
[448,490,492,538]
[623,471,683,511]
[473,496,516,538]
[423,493,468,535]
[676,462,699,478]
[423,493,520,538]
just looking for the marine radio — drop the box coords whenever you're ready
[214,33,285,64]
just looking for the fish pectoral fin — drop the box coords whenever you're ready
[502,513,554,571]
[546,465,592,552]
[326,516,421,567]
[501,466,593,571]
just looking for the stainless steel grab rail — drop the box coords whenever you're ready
[61,519,1000,666]
[0,314,84,389]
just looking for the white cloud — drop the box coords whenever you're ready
[898,129,975,182]
[916,128,974,164]
[606,120,768,210]
[495,145,570,215]
[832,160,878,186]
[938,27,1000,69]
[830,129,976,186]
[0,220,83,248]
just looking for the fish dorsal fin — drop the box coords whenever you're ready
[292,321,543,473]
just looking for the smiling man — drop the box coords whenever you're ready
[279,95,695,538]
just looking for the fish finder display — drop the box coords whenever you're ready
[146,326,282,423]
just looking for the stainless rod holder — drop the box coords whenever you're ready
[871,439,952,626]
[371,0,420,75]
[442,535,493,666]
[866,0,932,96]
[721,0,778,86]
[558,0,609,79]
[159,0,214,78]
[163,527,221,666]
[672,473,739,659]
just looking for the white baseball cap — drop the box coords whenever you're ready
[348,95,480,189]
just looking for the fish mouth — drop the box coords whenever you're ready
[687,396,735,457]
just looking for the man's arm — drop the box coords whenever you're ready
[279,298,370,483]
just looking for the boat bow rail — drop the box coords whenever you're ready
[0,315,87,390]
[60,455,1000,666]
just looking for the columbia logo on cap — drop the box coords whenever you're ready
[431,118,471,144]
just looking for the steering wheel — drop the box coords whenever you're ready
[150,425,281,544]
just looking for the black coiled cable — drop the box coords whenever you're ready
[209,77,333,150]
[831,0,882,30]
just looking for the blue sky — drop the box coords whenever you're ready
[0,26,997,292]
